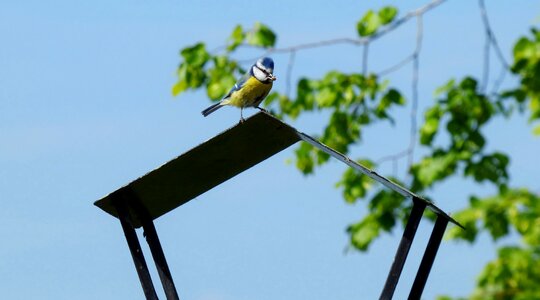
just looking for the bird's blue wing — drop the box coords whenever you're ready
[223,71,250,100]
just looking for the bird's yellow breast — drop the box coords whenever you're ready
[227,77,273,108]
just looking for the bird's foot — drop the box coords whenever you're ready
[239,117,246,124]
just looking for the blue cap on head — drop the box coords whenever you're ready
[256,57,274,72]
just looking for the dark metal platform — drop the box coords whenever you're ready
[95,111,463,300]
[95,112,299,228]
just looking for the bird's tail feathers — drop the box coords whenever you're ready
[201,101,226,117]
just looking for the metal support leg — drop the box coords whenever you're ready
[140,211,180,300]
[118,187,179,300]
[408,216,449,300]
[114,200,159,300]
[379,198,426,300]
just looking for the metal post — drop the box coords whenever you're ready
[114,199,159,300]
[120,187,179,300]
[140,210,180,300]
[380,198,426,300]
[408,216,449,299]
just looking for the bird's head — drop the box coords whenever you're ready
[252,57,277,83]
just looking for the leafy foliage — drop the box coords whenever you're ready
[412,77,510,192]
[347,187,407,250]
[287,73,405,174]
[172,23,277,100]
[438,28,540,300]
[357,6,398,37]
[505,28,540,134]
[173,7,540,299]
[447,189,540,244]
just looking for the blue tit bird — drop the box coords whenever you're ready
[201,57,277,121]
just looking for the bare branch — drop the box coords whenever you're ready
[286,51,296,98]
[362,44,369,76]
[479,0,492,93]
[376,149,410,165]
[377,54,415,77]
[375,149,409,178]
[408,15,423,169]
[478,0,510,94]
[491,65,507,95]
[238,0,446,60]
[377,15,424,174]
[478,0,510,68]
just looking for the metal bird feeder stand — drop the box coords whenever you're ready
[95,112,463,300]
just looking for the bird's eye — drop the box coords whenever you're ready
[256,66,270,76]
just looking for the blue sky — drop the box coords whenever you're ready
[1,1,539,299]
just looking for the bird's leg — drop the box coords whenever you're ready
[240,107,245,123]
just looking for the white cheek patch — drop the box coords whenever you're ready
[252,67,266,81]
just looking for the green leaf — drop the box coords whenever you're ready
[509,28,540,124]
[322,111,361,154]
[246,22,276,47]
[376,88,405,121]
[180,43,210,66]
[263,91,279,107]
[316,87,338,107]
[295,78,317,111]
[295,141,316,175]
[172,79,188,96]
[382,88,405,105]
[206,74,235,100]
[347,215,381,251]
[446,207,480,242]
[378,6,398,25]
[420,106,442,145]
[205,56,237,100]
[464,152,509,186]
[434,79,455,97]
[227,25,245,51]
[513,37,535,61]
[411,152,458,191]
[471,246,540,300]
[336,160,375,203]
[357,10,381,37]
[533,123,540,135]
[368,189,403,229]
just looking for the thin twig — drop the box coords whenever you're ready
[236,0,447,62]
[377,54,415,77]
[376,149,408,178]
[491,65,507,95]
[479,0,491,93]
[478,0,510,69]
[408,15,423,169]
[478,0,512,97]
[362,44,369,75]
[376,15,424,173]
[286,51,296,98]
[477,0,511,95]
[376,149,410,165]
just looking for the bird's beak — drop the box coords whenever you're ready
[268,74,277,81]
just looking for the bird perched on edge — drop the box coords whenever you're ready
[201,57,277,122]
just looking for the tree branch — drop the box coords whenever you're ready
[362,44,369,75]
[478,0,510,94]
[238,0,446,60]
[285,51,296,99]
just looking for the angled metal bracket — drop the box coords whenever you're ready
[111,189,180,300]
